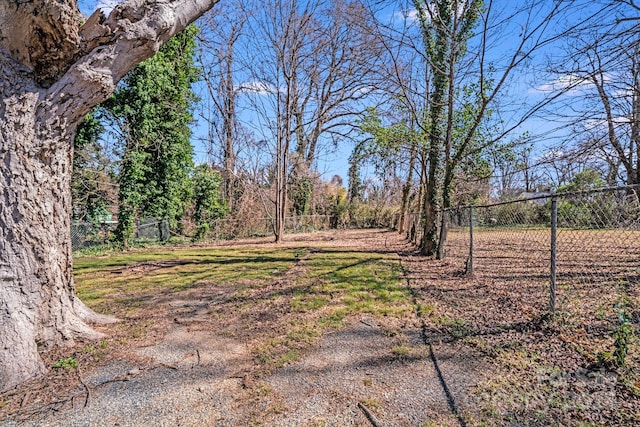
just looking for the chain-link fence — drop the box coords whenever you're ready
[71,218,169,251]
[436,185,639,351]
[72,215,335,251]
[199,215,333,241]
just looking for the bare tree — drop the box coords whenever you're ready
[491,144,525,198]
[292,0,382,166]
[198,1,247,209]
[240,0,381,241]
[289,0,384,216]
[546,3,640,187]
[240,0,315,241]
[0,0,218,392]
[339,1,431,234]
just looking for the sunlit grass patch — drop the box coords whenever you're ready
[253,321,321,368]
[74,247,303,314]
[74,242,416,379]
[317,309,349,329]
[246,249,414,371]
[291,295,329,312]
[300,250,414,318]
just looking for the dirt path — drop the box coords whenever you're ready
[2,230,485,427]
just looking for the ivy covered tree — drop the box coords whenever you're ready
[109,25,200,247]
[192,164,227,240]
[290,173,314,216]
[347,140,366,204]
[409,0,570,257]
[413,0,484,256]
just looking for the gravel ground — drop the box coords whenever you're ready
[9,318,481,427]
[265,317,475,426]
[14,330,251,427]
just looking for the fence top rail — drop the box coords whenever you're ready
[442,184,640,212]
[210,215,332,222]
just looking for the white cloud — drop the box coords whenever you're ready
[96,0,120,16]
[583,116,631,132]
[352,85,376,97]
[406,9,420,21]
[529,75,589,95]
[613,86,634,98]
[539,149,566,161]
[394,9,420,23]
[237,81,277,95]
[529,73,613,96]
[396,3,468,24]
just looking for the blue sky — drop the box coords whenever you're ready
[78,0,116,15]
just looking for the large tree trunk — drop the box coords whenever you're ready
[0,70,115,391]
[0,0,218,392]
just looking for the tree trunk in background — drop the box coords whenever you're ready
[398,140,417,234]
[275,140,287,243]
[0,0,218,392]
[224,95,237,208]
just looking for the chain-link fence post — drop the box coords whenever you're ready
[467,206,474,277]
[550,196,558,313]
[159,219,170,241]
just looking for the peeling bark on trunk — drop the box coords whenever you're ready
[0,66,111,390]
[0,0,218,392]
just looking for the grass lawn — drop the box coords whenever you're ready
[73,241,415,372]
[74,247,304,314]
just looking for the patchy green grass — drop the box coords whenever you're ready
[359,397,380,410]
[74,247,303,314]
[291,295,329,312]
[52,357,78,370]
[252,249,414,370]
[73,244,414,375]
[391,345,412,357]
[301,250,414,319]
